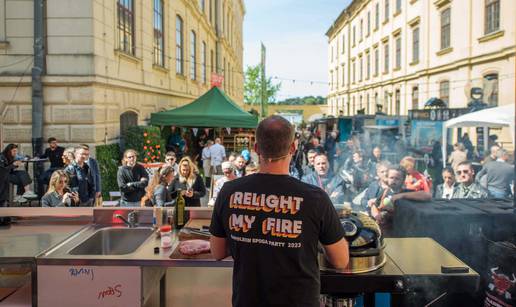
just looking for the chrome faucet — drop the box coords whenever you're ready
[115,211,138,228]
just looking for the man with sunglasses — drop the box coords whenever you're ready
[164,151,179,173]
[452,161,488,199]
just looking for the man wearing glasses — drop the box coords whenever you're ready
[164,151,179,173]
[452,161,488,199]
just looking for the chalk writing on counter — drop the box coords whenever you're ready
[69,267,95,281]
[98,284,123,300]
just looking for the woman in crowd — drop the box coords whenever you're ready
[433,167,457,199]
[1,144,37,201]
[117,149,149,207]
[62,147,75,167]
[400,156,431,193]
[170,156,206,207]
[144,166,175,207]
[41,170,79,207]
[448,143,467,171]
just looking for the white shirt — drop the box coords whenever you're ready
[442,184,454,199]
[208,143,226,167]
[202,147,211,160]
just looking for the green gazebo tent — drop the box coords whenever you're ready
[150,87,258,128]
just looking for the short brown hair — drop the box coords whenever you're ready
[255,115,294,160]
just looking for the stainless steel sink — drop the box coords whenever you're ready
[68,227,154,255]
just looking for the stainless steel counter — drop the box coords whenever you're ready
[0,221,88,263]
[37,226,232,267]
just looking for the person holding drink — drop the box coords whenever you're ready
[170,157,206,207]
[41,170,80,207]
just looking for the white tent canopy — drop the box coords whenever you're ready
[442,104,515,166]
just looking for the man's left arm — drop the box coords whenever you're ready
[209,185,229,260]
[392,191,431,202]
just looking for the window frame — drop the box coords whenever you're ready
[485,0,500,34]
[412,27,420,63]
[440,8,451,50]
[153,0,165,67]
[190,30,197,80]
[202,41,207,83]
[384,0,390,22]
[176,15,184,75]
[117,0,135,55]
[439,80,450,104]
[395,35,401,69]
[383,42,389,73]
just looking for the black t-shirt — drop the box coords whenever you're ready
[210,173,345,307]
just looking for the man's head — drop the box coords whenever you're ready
[235,155,246,170]
[330,131,337,139]
[255,115,295,162]
[490,145,500,159]
[441,167,455,187]
[373,146,381,159]
[352,150,363,163]
[221,161,234,178]
[307,149,317,166]
[376,161,390,184]
[74,145,90,164]
[387,166,406,192]
[48,137,58,149]
[496,148,509,161]
[311,138,320,146]
[123,149,138,167]
[215,137,221,144]
[165,151,176,166]
[206,140,214,147]
[455,161,474,185]
[228,152,238,164]
[313,154,329,176]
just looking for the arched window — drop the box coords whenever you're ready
[120,111,138,139]
[483,73,498,106]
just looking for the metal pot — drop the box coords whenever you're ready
[320,211,386,274]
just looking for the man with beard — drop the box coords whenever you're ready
[300,149,317,180]
[302,154,350,203]
[233,155,247,178]
[369,166,431,230]
[361,161,390,210]
[65,146,96,206]
[452,161,488,199]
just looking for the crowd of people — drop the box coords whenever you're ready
[0,126,513,220]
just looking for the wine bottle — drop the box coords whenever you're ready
[175,190,186,229]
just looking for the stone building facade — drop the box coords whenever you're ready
[326,0,514,118]
[0,0,244,154]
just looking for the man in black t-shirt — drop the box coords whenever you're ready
[210,116,349,307]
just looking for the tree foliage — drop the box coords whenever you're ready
[274,95,326,105]
[244,64,281,104]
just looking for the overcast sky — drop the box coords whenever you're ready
[243,0,352,101]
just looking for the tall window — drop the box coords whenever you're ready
[384,0,390,22]
[396,0,402,13]
[209,0,213,24]
[412,86,419,110]
[483,73,499,106]
[485,0,500,34]
[366,94,370,114]
[330,71,334,90]
[342,64,346,85]
[440,8,451,50]
[199,0,205,13]
[375,92,379,112]
[360,19,363,40]
[384,42,389,73]
[394,89,400,115]
[359,95,363,111]
[367,12,371,36]
[336,66,339,88]
[366,52,371,79]
[117,0,135,55]
[153,0,164,66]
[342,34,345,54]
[202,41,207,83]
[210,49,214,75]
[395,36,401,69]
[412,27,420,63]
[352,60,356,83]
[375,3,380,29]
[384,91,390,113]
[190,30,196,80]
[439,80,450,104]
[374,47,379,76]
[359,56,363,81]
[176,16,184,74]
[353,26,356,46]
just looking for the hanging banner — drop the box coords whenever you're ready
[225,127,231,135]
[211,73,224,87]
[204,128,210,136]
[192,128,199,136]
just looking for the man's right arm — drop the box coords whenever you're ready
[322,239,349,269]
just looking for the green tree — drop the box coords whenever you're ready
[244,64,281,105]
